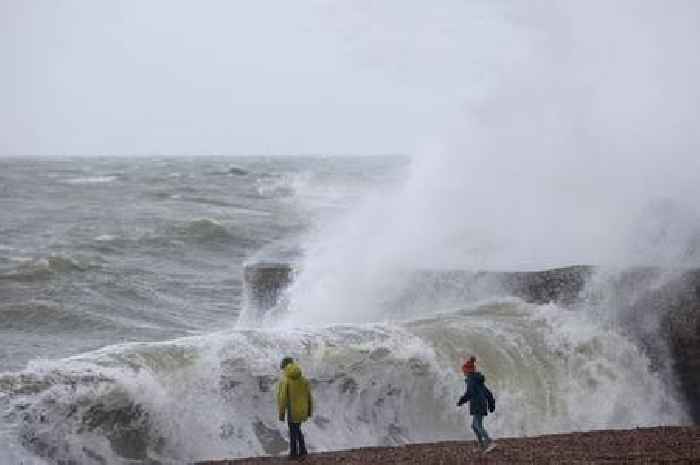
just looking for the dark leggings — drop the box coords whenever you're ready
[288,422,307,456]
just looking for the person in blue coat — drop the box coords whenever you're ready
[457,356,496,452]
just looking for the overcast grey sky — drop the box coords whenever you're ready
[2,0,491,156]
[2,1,699,156]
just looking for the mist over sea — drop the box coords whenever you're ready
[0,155,696,464]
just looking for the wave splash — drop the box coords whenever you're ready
[0,300,687,464]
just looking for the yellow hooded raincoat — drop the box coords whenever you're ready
[276,362,313,423]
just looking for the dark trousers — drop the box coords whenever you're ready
[288,422,307,457]
[471,414,491,447]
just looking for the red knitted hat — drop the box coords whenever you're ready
[462,356,476,374]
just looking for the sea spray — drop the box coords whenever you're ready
[0,299,688,464]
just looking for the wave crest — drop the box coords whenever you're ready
[0,301,689,464]
[0,255,92,282]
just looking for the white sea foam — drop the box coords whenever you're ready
[0,300,688,464]
[64,176,118,185]
[94,234,118,242]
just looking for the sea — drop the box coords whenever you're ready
[0,156,690,464]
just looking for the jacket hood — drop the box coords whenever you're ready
[467,372,485,384]
[284,362,302,380]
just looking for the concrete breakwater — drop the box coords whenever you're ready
[242,263,700,424]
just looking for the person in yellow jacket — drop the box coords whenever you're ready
[277,357,313,460]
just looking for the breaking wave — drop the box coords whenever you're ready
[0,302,123,333]
[0,299,688,464]
[176,219,234,242]
[0,255,92,282]
[64,176,119,185]
[86,219,257,254]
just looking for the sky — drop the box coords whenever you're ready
[2,1,699,157]
[2,0,496,156]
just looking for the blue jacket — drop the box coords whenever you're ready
[457,372,495,416]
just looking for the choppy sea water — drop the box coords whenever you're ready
[0,156,401,371]
[0,156,690,464]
